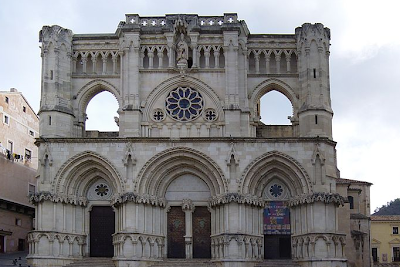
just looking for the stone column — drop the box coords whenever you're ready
[182,199,195,259]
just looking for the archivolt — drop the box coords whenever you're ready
[248,78,298,117]
[52,151,124,197]
[74,79,121,115]
[135,147,227,197]
[142,75,223,122]
[239,150,312,197]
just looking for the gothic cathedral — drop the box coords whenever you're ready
[28,14,350,267]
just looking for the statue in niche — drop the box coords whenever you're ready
[176,33,188,65]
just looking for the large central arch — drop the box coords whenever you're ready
[135,147,227,197]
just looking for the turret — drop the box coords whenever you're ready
[296,23,333,139]
[38,25,74,137]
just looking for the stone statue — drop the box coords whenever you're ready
[176,33,188,65]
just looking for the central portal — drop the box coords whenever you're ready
[90,206,115,257]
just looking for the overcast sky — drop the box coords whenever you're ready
[1,0,399,212]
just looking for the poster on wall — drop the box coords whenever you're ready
[264,201,291,235]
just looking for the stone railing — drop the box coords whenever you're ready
[211,233,263,261]
[113,233,165,261]
[27,231,86,258]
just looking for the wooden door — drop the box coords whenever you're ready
[0,236,4,253]
[192,207,211,258]
[90,206,115,257]
[167,207,186,258]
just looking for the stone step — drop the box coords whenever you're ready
[254,260,300,267]
[64,257,114,267]
[149,259,217,267]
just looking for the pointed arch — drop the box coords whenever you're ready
[135,147,227,197]
[74,79,121,116]
[53,151,124,198]
[239,150,312,197]
[249,78,298,119]
[142,75,223,122]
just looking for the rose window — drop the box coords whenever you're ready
[165,87,204,121]
[269,184,283,198]
[95,184,109,197]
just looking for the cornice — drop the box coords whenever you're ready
[288,192,345,207]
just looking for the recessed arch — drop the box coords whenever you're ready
[239,150,312,197]
[53,151,124,198]
[249,78,298,120]
[135,147,227,197]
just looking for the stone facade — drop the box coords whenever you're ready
[28,13,358,267]
[0,88,38,253]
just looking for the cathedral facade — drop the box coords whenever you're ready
[28,14,351,267]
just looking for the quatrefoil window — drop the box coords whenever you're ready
[269,184,283,198]
[95,184,109,197]
[165,87,204,121]
[204,108,217,122]
[152,109,165,122]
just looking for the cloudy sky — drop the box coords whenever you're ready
[1,0,399,211]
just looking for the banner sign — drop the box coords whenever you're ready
[263,201,291,235]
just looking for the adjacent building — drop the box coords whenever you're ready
[0,88,39,253]
[371,215,400,265]
[28,13,370,267]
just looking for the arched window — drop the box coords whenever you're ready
[85,91,119,131]
[259,91,292,125]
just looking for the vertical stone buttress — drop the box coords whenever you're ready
[222,14,245,137]
[296,23,333,139]
[118,29,141,137]
[39,25,74,138]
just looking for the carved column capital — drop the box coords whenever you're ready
[182,199,195,212]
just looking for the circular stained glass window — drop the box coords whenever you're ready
[269,184,283,198]
[165,87,204,121]
[95,184,109,197]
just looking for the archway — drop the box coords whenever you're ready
[259,90,293,125]
[239,151,312,260]
[165,174,212,259]
[86,91,119,131]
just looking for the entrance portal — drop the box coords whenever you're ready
[192,206,211,258]
[263,201,291,259]
[167,207,186,258]
[90,206,115,257]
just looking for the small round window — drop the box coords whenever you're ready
[165,87,204,121]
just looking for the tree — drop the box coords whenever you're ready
[373,198,400,215]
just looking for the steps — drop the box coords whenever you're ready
[254,260,301,267]
[149,259,217,267]
[64,257,114,267]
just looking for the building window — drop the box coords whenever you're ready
[5,96,9,103]
[23,106,26,112]
[372,248,378,262]
[29,130,34,137]
[394,226,399,235]
[29,184,36,195]
[3,115,9,125]
[348,196,354,209]
[15,218,22,226]
[394,247,400,262]
[25,149,32,161]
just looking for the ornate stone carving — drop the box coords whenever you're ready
[181,199,195,212]
[112,193,166,207]
[288,192,345,207]
[29,192,88,206]
[209,193,264,207]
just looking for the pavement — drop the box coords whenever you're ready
[0,252,29,267]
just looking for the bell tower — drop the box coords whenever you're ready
[296,23,333,139]
[38,25,74,137]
